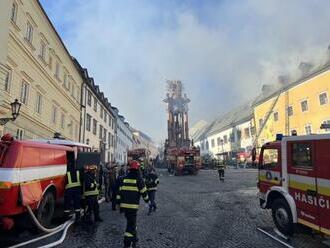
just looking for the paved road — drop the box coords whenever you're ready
[58,169,327,248]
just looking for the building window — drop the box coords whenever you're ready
[16,128,24,140]
[4,69,11,92]
[223,135,228,144]
[217,137,221,146]
[87,91,92,106]
[206,141,209,150]
[61,113,65,129]
[93,119,97,135]
[40,41,46,61]
[71,84,75,97]
[319,92,328,106]
[11,2,17,23]
[20,81,29,104]
[26,22,33,44]
[99,125,103,139]
[259,118,263,128]
[305,124,312,135]
[104,112,107,123]
[301,100,308,112]
[211,139,215,148]
[103,128,107,142]
[55,62,60,79]
[69,121,73,135]
[48,55,53,69]
[86,114,91,131]
[52,106,57,124]
[100,107,104,119]
[322,120,330,132]
[94,97,97,112]
[35,92,42,114]
[244,128,250,138]
[287,106,293,116]
[63,72,68,88]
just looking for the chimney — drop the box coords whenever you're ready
[298,62,313,75]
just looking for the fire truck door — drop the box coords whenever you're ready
[315,140,330,235]
[287,141,319,231]
[258,147,282,198]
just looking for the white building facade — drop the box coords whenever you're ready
[77,64,116,163]
[195,103,255,160]
[115,114,133,165]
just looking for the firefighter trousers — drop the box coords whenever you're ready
[124,210,138,247]
[218,169,224,180]
[64,187,81,214]
[85,195,100,221]
[148,190,157,212]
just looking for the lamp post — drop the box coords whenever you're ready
[0,99,22,126]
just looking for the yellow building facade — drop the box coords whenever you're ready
[254,64,330,147]
[0,0,82,140]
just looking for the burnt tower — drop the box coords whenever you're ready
[164,80,191,149]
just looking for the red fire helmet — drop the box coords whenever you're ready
[129,160,140,170]
[1,133,14,142]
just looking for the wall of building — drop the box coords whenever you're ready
[254,68,330,146]
[116,118,133,165]
[80,83,116,163]
[196,119,254,158]
[0,0,81,140]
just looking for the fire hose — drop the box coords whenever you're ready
[26,205,69,233]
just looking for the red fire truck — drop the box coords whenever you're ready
[257,133,330,236]
[0,135,90,230]
[166,146,201,176]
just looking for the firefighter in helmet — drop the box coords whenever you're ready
[216,159,225,181]
[117,160,149,248]
[145,168,160,215]
[83,164,103,223]
[64,152,82,221]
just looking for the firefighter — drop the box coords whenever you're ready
[109,163,118,210]
[117,160,149,248]
[83,164,103,224]
[64,153,82,221]
[145,168,160,215]
[217,160,225,181]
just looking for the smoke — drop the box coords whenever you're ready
[41,0,330,143]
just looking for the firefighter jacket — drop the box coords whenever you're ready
[216,162,225,170]
[65,170,81,189]
[145,173,159,191]
[117,170,149,210]
[83,171,99,197]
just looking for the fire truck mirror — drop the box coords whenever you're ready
[20,181,43,206]
[76,152,101,170]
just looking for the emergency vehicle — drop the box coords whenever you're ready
[0,134,90,230]
[166,146,201,176]
[257,133,330,236]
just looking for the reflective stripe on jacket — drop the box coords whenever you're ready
[117,171,149,211]
[65,171,81,189]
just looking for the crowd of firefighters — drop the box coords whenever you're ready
[64,158,159,248]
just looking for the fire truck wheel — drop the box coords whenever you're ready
[271,198,294,235]
[37,191,55,228]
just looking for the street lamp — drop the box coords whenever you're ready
[0,99,22,125]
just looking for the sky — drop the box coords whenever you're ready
[40,0,330,143]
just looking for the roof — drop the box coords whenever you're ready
[195,101,254,141]
[253,61,330,107]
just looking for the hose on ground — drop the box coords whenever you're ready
[26,205,70,233]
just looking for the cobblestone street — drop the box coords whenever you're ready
[59,169,327,248]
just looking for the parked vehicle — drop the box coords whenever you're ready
[257,133,330,236]
[0,135,90,231]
